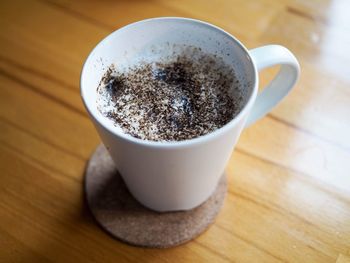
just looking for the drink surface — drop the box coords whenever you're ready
[97,46,245,141]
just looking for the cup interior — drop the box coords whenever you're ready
[81,17,256,143]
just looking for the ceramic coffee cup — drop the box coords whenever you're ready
[81,17,300,212]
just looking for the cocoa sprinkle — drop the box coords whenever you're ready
[97,51,243,141]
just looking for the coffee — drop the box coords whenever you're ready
[97,47,245,141]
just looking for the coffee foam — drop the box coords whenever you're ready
[97,45,248,141]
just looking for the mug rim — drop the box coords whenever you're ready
[80,17,258,148]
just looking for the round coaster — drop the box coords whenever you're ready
[85,144,227,248]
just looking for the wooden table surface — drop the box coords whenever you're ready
[1,0,350,262]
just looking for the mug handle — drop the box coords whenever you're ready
[245,45,300,126]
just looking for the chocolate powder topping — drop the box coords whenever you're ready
[97,49,243,141]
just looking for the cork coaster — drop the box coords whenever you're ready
[84,144,227,248]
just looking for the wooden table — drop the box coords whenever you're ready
[1,0,349,262]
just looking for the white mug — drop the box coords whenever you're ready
[81,17,300,212]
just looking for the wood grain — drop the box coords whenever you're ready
[0,0,349,262]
